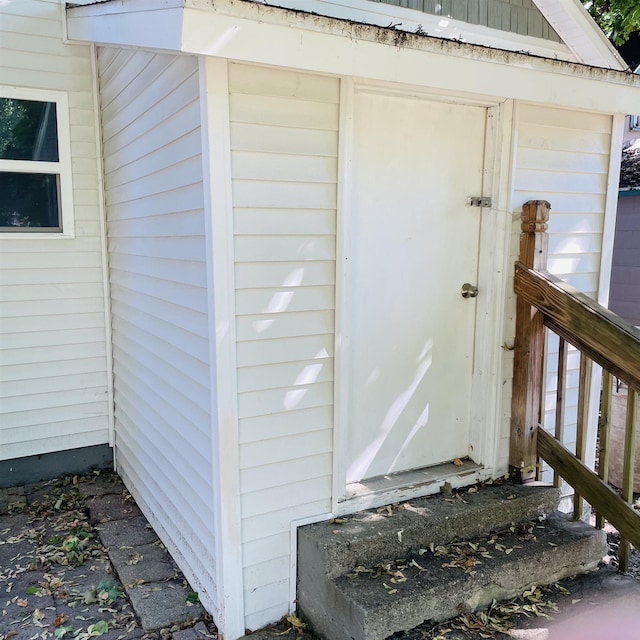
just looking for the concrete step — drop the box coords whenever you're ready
[297,485,607,640]
[299,483,560,582]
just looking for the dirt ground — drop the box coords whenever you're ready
[607,529,640,579]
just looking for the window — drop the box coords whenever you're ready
[630,115,640,131]
[0,88,73,236]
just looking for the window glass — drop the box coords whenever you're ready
[0,98,59,162]
[0,172,60,230]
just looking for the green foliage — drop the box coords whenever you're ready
[582,0,640,45]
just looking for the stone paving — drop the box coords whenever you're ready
[0,471,212,640]
[2,472,640,640]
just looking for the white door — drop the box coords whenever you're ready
[344,90,488,484]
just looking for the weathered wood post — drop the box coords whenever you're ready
[510,200,551,482]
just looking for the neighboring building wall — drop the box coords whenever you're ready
[375,0,561,40]
[609,194,640,325]
[96,48,220,618]
[501,103,612,473]
[609,117,640,326]
[0,0,110,459]
[228,62,338,631]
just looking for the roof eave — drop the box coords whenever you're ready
[66,0,640,114]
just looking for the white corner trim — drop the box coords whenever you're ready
[199,56,245,640]
[90,44,116,450]
[60,0,69,43]
[331,76,354,513]
[469,100,514,475]
[598,113,625,307]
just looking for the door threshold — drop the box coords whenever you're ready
[339,459,484,514]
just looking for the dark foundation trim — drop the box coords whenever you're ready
[0,444,114,487]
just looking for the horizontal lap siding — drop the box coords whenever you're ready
[0,0,109,458]
[228,63,339,631]
[97,48,219,618]
[502,103,611,479]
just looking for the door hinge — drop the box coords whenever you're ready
[466,196,492,208]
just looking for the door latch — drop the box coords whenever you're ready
[466,196,492,208]
[461,283,479,299]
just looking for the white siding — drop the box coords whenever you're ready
[500,103,611,477]
[228,63,339,631]
[97,48,220,619]
[0,0,109,459]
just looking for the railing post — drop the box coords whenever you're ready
[510,200,551,482]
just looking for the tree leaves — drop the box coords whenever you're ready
[581,0,640,45]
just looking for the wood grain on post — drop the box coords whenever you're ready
[510,200,550,482]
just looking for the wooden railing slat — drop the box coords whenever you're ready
[537,428,640,551]
[619,388,638,573]
[553,338,568,489]
[513,200,640,575]
[596,370,613,529]
[514,262,640,391]
[573,354,592,520]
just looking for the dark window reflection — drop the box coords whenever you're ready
[0,98,59,162]
[0,172,60,229]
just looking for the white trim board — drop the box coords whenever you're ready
[199,56,245,640]
[90,43,115,450]
[534,0,627,70]
[244,0,575,62]
[67,0,626,70]
[66,0,640,115]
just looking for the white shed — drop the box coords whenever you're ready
[2,0,639,637]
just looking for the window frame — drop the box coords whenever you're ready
[0,86,75,238]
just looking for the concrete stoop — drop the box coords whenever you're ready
[297,484,607,640]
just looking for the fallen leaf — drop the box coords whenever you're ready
[17,598,28,607]
[87,620,109,636]
[453,458,464,466]
[285,615,307,630]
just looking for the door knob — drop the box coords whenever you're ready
[461,283,479,299]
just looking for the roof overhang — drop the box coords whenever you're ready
[534,0,626,71]
[67,0,640,114]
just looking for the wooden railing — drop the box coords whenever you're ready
[510,200,640,572]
